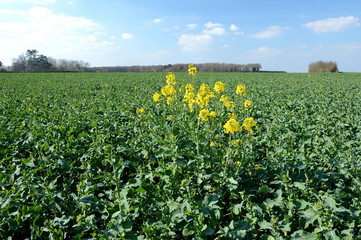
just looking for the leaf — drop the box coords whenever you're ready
[257,185,270,194]
[258,221,274,231]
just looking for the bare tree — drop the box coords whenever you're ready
[309,61,338,73]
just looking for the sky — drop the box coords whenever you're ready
[1,0,361,72]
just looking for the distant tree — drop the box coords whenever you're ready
[308,61,338,73]
[0,61,2,67]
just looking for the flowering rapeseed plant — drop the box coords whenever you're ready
[136,108,145,118]
[214,81,225,94]
[242,117,257,133]
[198,109,216,122]
[223,118,240,134]
[153,92,162,102]
[188,64,197,76]
[244,100,253,111]
[236,84,246,96]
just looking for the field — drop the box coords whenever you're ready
[0,70,360,239]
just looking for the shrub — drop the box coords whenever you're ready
[308,60,338,73]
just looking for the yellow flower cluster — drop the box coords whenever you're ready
[244,100,253,111]
[166,72,176,86]
[242,117,257,133]
[136,108,145,117]
[188,64,197,76]
[214,81,225,94]
[196,83,215,109]
[183,84,196,111]
[198,109,216,122]
[223,118,240,134]
[236,84,246,96]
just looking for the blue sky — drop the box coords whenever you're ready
[1,0,361,72]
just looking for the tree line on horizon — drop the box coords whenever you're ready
[91,63,262,73]
[3,49,262,73]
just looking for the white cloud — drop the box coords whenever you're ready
[153,18,163,24]
[202,27,226,35]
[303,16,360,33]
[230,24,239,31]
[187,23,197,29]
[204,21,223,29]
[67,1,75,5]
[249,26,284,39]
[122,33,134,39]
[0,7,114,65]
[254,46,283,56]
[177,34,213,51]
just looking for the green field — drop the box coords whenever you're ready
[1,71,360,239]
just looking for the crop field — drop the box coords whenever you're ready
[0,70,361,239]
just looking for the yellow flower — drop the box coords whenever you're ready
[188,64,197,76]
[105,84,108,87]
[166,72,176,85]
[210,141,215,147]
[166,96,176,105]
[244,100,253,111]
[183,84,196,111]
[235,161,241,166]
[236,84,246,96]
[214,81,225,94]
[232,139,242,146]
[198,109,210,121]
[136,108,145,117]
[196,84,214,108]
[225,101,234,111]
[161,85,176,97]
[220,95,229,103]
[223,118,240,134]
[242,117,257,133]
[210,111,216,118]
[153,92,162,102]
[254,164,261,170]
[28,107,33,111]
[168,115,175,121]
[228,113,237,119]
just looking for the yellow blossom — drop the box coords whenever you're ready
[228,113,237,119]
[198,109,210,121]
[28,107,33,111]
[136,108,145,117]
[254,164,261,170]
[210,111,216,118]
[235,161,241,166]
[223,118,240,134]
[105,84,108,87]
[244,100,253,111]
[236,84,246,96]
[166,72,176,85]
[168,115,175,121]
[153,92,162,102]
[210,141,215,147]
[242,117,257,133]
[188,64,197,76]
[225,101,234,111]
[220,95,229,103]
[166,96,176,105]
[183,84,196,111]
[232,139,242,146]
[214,81,225,94]
[161,85,176,97]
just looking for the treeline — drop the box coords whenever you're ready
[308,61,338,73]
[91,63,262,73]
[11,49,90,72]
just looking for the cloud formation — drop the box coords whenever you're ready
[0,7,113,65]
[303,16,360,33]
[177,34,213,51]
[202,27,226,35]
[249,26,283,39]
[122,33,134,39]
[204,22,223,29]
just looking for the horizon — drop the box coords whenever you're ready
[1,0,361,72]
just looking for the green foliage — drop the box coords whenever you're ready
[0,72,360,239]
